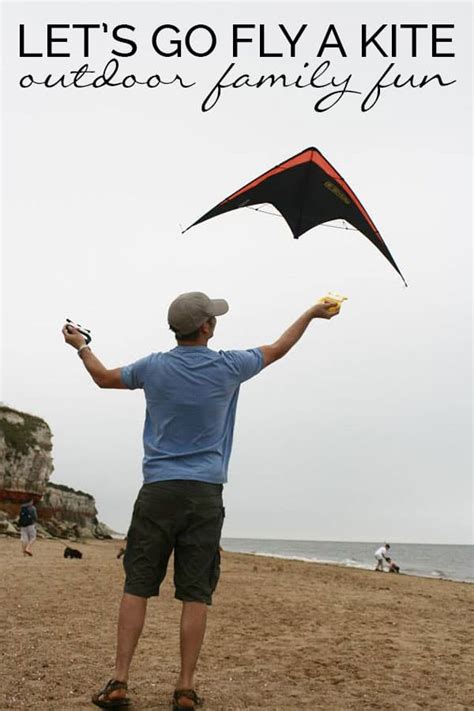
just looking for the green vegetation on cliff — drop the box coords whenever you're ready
[0,406,52,456]
[47,482,94,501]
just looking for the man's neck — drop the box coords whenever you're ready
[176,338,209,347]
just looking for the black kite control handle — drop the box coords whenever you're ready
[65,318,92,344]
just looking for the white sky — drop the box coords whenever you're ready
[2,2,472,544]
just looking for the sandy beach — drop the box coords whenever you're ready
[1,537,472,710]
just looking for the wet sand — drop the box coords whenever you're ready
[1,537,473,710]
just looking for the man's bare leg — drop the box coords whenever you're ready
[92,594,147,706]
[114,593,148,682]
[176,601,207,692]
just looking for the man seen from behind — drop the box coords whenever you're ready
[62,291,338,710]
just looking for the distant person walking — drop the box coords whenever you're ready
[19,500,38,557]
[62,291,338,710]
[374,543,391,572]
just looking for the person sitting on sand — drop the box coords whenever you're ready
[374,543,391,571]
[385,556,400,574]
[18,499,38,557]
[63,292,338,710]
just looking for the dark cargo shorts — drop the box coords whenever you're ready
[123,480,224,604]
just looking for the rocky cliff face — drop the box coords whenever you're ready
[36,483,112,539]
[39,483,98,524]
[0,406,113,539]
[0,406,53,512]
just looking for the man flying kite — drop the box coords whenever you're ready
[62,292,338,710]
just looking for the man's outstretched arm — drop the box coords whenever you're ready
[62,325,126,389]
[259,301,338,368]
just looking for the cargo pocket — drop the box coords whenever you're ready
[209,546,221,593]
[209,506,225,593]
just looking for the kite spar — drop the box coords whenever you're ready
[183,146,407,286]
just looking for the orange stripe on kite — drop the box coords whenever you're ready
[310,150,382,243]
[221,147,383,244]
[219,149,315,205]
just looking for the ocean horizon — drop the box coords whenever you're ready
[221,538,474,583]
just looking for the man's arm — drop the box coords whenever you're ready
[259,301,338,368]
[62,325,126,389]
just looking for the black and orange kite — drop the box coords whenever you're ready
[184,146,407,285]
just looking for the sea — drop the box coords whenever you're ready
[221,538,474,583]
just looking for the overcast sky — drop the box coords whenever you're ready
[2,1,472,544]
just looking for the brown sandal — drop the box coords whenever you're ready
[172,688,204,710]
[92,679,131,708]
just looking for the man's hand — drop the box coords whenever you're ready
[62,323,125,389]
[62,324,87,350]
[310,300,340,320]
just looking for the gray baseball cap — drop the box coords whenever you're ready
[168,291,229,336]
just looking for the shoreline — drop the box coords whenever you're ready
[223,548,474,585]
[6,527,472,583]
[221,538,474,585]
[2,537,473,710]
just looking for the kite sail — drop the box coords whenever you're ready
[184,146,407,285]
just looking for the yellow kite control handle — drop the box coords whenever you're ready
[318,292,348,314]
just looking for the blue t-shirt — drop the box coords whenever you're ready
[121,346,264,484]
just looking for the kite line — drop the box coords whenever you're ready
[248,206,358,231]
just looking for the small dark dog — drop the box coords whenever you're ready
[64,546,83,559]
